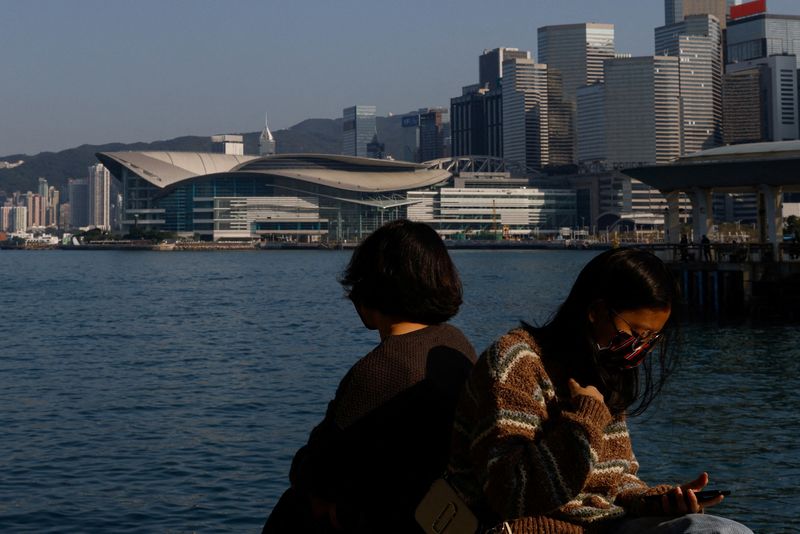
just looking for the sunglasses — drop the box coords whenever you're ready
[596,310,663,369]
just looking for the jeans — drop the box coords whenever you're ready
[607,514,753,534]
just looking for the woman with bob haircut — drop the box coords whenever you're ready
[263,219,476,533]
[446,247,752,533]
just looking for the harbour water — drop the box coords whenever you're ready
[0,249,797,533]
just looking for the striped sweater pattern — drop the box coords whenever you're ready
[447,328,670,533]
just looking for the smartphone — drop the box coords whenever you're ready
[693,489,731,501]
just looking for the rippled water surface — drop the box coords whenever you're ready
[0,249,797,532]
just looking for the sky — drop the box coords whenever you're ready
[2,0,800,156]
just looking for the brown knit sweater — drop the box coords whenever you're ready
[290,323,477,533]
[447,328,671,534]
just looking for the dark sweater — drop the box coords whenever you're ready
[288,323,477,533]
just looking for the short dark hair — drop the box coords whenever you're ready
[340,219,463,324]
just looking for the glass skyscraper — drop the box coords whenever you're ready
[342,105,377,157]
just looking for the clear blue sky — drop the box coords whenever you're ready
[2,0,800,156]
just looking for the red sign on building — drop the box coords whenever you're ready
[730,0,767,21]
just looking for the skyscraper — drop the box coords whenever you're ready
[726,55,799,142]
[419,108,449,162]
[655,14,724,154]
[576,83,607,164]
[342,105,377,157]
[211,135,244,155]
[727,13,800,69]
[259,113,276,156]
[665,0,732,27]
[479,47,531,90]
[68,178,90,228]
[450,84,503,158]
[604,56,682,166]
[502,57,549,170]
[537,23,616,165]
[88,163,111,230]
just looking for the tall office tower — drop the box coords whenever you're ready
[665,0,732,27]
[38,177,48,198]
[259,113,276,156]
[502,57,549,170]
[726,55,799,142]
[342,105,377,157]
[419,108,449,161]
[88,163,111,230]
[68,178,90,228]
[576,83,607,165]
[727,12,800,69]
[538,23,616,165]
[479,47,531,90]
[211,135,244,155]
[450,84,503,158]
[604,56,682,166]
[655,15,723,154]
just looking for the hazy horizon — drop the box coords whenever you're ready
[3,0,800,157]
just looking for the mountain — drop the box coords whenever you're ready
[0,116,410,195]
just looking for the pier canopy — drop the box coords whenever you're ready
[622,140,800,255]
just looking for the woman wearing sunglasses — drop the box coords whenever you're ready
[445,247,751,533]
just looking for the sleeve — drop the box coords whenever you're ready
[612,446,674,515]
[468,339,614,520]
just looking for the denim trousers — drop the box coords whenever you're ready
[607,514,753,534]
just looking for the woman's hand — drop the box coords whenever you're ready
[658,472,725,515]
[568,378,604,403]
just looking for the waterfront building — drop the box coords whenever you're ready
[96,152,453,242]
[725,55,799,143]
[407,179,576,237]
[259,113,276,156]
[538,23,616,165]
[604,56,682,166]
[655,14,724,154]
[211,134,244,156]
[502,57,549,170]
[3,206,28,232]
[450,84,503,158]
[342,105,377,157]
[68,178,90,228]
[88,163,111,230]
[479,47,531,90]
[727,12,800,69]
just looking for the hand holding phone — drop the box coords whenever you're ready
[693,489,731,502]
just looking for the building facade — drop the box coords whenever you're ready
[451,84,503,158]
[211,135,244,155]
[479,47,531,90]
[68,178,90,228]
[88,163,111,230]
[604,56,682,166]
[342,105,377,157]
[502,58,549,170]
[727,13,800,69]
[537,23,616,165]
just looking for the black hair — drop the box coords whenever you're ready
[340,219,463,324]
[526,247,681,417]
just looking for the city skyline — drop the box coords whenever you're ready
[4,0,800,157]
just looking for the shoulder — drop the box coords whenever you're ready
[480,328,544,379]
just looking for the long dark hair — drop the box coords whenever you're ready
[340,219,463,324]
[526,248,681,416]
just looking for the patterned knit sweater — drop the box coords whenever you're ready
[447,328,671,534]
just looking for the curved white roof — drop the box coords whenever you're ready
[680,140,800,162]
[96,152,452,193]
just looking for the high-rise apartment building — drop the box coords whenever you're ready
[48,186,60,228]
[537,23,616,165]
[259,113,276,156]
[479,47,531,90]
[88,163,111,230]
[604,56,682,166]
[727,13,800,69]
[655,15,723,154]
[1,206,27,232]
[502,58,549,170]
[342,105,377,157]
